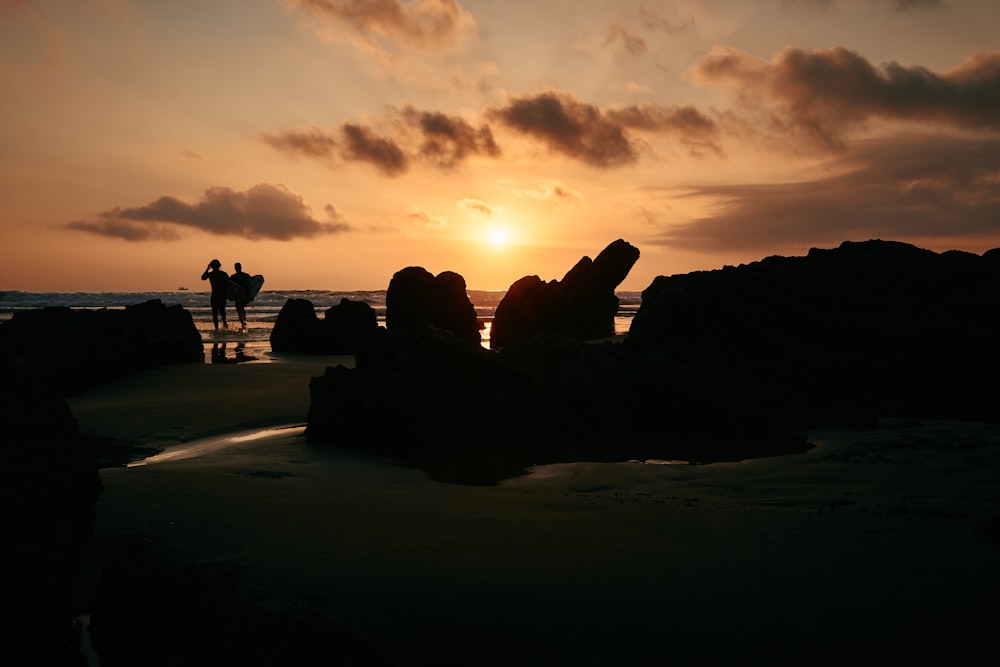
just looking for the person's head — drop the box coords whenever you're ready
[209,259,221,269]
[235,262,242,272]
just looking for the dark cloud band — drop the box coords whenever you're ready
[67,183,350,241]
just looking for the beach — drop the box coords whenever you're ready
[67,354,1000,665]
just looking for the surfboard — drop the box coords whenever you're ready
[245,274,265,301]
[225,280,246,303]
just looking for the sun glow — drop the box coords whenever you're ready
[487,227,508,247]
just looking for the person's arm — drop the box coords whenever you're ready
[201,264,211,280]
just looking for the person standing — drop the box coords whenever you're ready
[201,259,229,329]
[231,261,251,332]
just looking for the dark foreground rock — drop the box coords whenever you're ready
[628,239,1000,427]
[0,299,203,398]
[385,266,482,345]
[308,325,550,483]
[490,239,640,348]
[308,239,1000,483]
[270,297,382,354]
[1,360,103,666]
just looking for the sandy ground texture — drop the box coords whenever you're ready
[68,357,1000,665]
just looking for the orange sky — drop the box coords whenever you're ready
[2,0,999,292]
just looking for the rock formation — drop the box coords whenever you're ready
[628,239,1000,427]
[490,238,640,349]
[307,325,545,483]
[385,267,482,345]
[307,239,1000,483]
[0,299,203,397]
[270,297,382,354]
[0,358,103,665]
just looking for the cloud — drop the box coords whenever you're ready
[648,135,1000,253]
[891,0,943,11]
[497,179,585,207]
[694,46,1000,148]
[267,95,724,172]
[604,21,646,56]
[262,127,338,159]
[262,123,406,174]
[608,103,718,136]
[457,198,493,216]
[65,219,182,242]
[67,183,350,241]
[340,123,409,175]
[264,108,498,174]
[406,205,448,235]
[637,7,693,33]
[399,105,500,168]
[286,0,476,51]
[487,91,638,167]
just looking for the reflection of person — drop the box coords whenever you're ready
[231,261,251,332]
[200,259,229,329]
[210,341,257,364]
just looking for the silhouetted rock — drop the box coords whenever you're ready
[306,239,1000,483]
[270,298,324,353]
[0,299,203,397]
[307,326,547,483]
[628,239,1000,426]
[270,297,383,354]
[385,266,482,345]
[0,357,102,665]
[323,298,382,353]
[491,239,640,348]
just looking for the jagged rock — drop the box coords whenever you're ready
[270,298,383,354]
[0,299,203,397]
[385,267,482,345]
[490,239,640,348]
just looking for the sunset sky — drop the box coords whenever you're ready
[2,0,998,292]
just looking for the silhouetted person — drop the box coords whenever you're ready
[201,258,229,329]
[231,261,251,332]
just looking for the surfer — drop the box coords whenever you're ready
[200,259,229,329]
[231,262,251,332]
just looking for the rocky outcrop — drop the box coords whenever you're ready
[270,297,382,354]
[628,239,1000,427]
[0,298,203,397]
[385,267,482,345]
[0,358,103,665]
[307,325,545,483]
[490,239,640,349]
[306,239,1000,483]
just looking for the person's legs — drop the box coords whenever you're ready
[236,302,247,330]
[212,296,226,329]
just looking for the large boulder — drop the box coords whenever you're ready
[270,298,383,354]
[270,298,324,353]
[385,267,482,345]
[323,298,382,353]
[490,239,640,349]
[0,299,203,397]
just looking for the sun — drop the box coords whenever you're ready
[487,227,508,247]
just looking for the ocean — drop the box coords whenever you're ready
[0,289,642,354]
